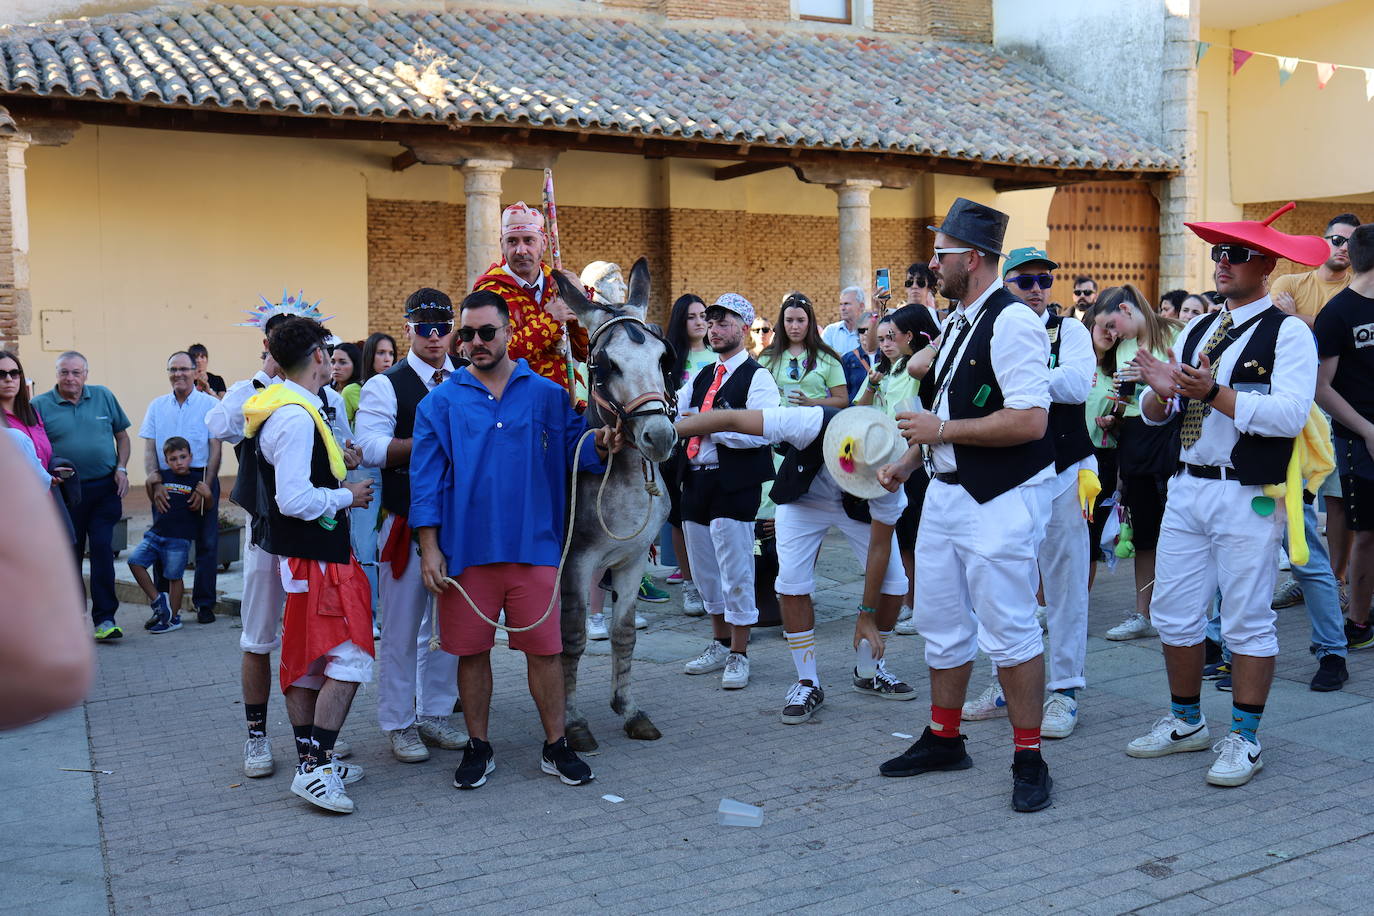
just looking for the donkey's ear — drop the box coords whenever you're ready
[624,257,651,320]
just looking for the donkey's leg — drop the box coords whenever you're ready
[609,560,662,741]
[560,554,598,752]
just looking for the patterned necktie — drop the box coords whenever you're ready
[685,363,728,460]
[1180,310,1234,449]
[431,368,448,387]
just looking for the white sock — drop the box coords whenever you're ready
[784,629,818,684]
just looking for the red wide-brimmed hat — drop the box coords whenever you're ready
[1185,202,1329,266]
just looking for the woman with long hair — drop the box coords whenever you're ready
[361,332,397,381]
[0,350,51,472]
[330,341,362,393]
[1082,305,1124,590]
[662,293,712,614]
[1091,285,1184,640]
[759,292,848,409]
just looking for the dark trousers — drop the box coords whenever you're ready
[156,476,220,611]
[71,474,122,625]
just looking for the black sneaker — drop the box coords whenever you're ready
[1346,619,1374,650]
[879,726,972,778]
[852,665,917,701]
[1202,661,1230,680]
[541,736,594,786]
[197,607,216,625]
[1011,749,1053,812]
[780,681,824,724]
[453,738,495,790]
[1310,654,1349,692]
[1215,674,1233,692]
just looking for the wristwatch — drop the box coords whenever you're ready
[115,466,127,474]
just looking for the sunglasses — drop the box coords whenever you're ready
[1073,288,1094,297]
[905,277,928,288]
[787,357,802,381]
[752,325,773,334]
[456,325,505,342]
[409,321,454,339]
[934,247,973,258]
[1325,234,1350,247]
[1011,274,1054,292]
[0,368,21,380]
[1210,245,1267,264]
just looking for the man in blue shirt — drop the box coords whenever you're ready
[413,289,619,791]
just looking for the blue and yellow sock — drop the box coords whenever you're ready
[1231,702,1264,745]
[1170,693,1202,726]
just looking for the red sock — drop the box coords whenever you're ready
[1013,726,1041,752]
[930,705,961,738]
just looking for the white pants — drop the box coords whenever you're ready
[377,515,460,731]
[240,540,286,654]
[683,518,758,626]
[1039,475,1089,691]
[1150,473,1283,657]
[774,499,907,597]
[914,478,1047,669]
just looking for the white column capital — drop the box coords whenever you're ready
[459,159,512,289]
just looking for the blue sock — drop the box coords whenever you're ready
[1231,702,1264,745]
[1055,688,1077,699]
[1170,694,1201,725]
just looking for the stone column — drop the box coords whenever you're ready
[1157,0,1201,293]
[0,119,31,353]
[831,178,882,296]
[459,158,512,289]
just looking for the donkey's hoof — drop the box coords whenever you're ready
[624,712,662,741]
[566,722,599,752]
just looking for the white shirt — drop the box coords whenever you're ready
[355,350,456,469]
[206,370,278,445]
[1045,309,1098,493]
[761,406,906,525]
[501,263,546,301]
[139,389,220,469]
[822,320,861,357]
[257,379,354,522]
[1144,296,1316,468]
[675,349,780,467]
[929,284,1051,475]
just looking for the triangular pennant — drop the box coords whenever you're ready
[1277,56,1298,85]
[1195,41,1211,64]
[1316,62,1336,88]
[1366,69,1374,102]
[1232,49,1255,74]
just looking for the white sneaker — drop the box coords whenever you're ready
[328,756,364,785]
[683,641,731,675]
[587,613,610,640]
[634,613,648,630]
[1036,605,1049,632]
[417,715,468,749]
[1105,612,1157,641]
[894,616,920,636]
[388,724,430,763]
[897,604,913,623]
[291,762,354,813]
[1041,692,1078,739]
[1206,733,1263,786]
[721,652,750,689]
[962,682,1008,720]
[243,736,274,778]
[1271,578,1304,609]
[331,737,352,759]
[682,581,706,617]
[1125,714,1210,758]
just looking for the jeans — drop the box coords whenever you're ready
[71,474,122,625]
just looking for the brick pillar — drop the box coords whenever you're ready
[1158,0,1201,293]
[832,178,882,295]
[459,158,512,289]
[0,121,30,354]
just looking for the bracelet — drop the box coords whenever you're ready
[1202,382,1221,404]
[857,604,878,615]
[1152,391,1170,407]
[115,466,127,474]
[936,420,947,446]
[867,379,881,391]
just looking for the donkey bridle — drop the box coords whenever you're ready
[586,314,676,426]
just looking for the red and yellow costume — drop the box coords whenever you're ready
[474,260,589,392]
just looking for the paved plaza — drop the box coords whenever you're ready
[4,532,1373,915]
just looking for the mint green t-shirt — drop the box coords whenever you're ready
[877,360,921,418]
[1113,326,1181,419]
[760,350,846,404]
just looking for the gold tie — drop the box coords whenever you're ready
[1180,310,1234,449]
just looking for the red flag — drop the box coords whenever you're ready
[1232,48,1254,74]
[1316,62,1336,88]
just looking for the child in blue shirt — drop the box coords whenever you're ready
[129,437,204,634]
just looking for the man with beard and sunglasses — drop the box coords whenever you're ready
[354,289,465,764]
[1128,209,1322,787]
[873,198,1057,813]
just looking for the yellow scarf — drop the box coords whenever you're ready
[1262,405,1336,567]
[242,386,347,482]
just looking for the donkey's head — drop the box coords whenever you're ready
[555,258,677,463]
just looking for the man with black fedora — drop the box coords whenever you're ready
[874,197,1057,813]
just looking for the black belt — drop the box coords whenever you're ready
[1180,463,1236,480]
[932,471,960,485]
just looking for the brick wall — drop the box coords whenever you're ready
[0,134,21,353]
[1242,199,1367,280]
[366,198,466,345]
[922,0,992,41]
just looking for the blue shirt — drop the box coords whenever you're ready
[32,384,131,479]
[409,359,605,577]
[139,389,219,469]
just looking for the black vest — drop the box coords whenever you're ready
[247,406,351,564]
[1046,314,1095,474]
[769,406,872,523]
[689,357,775,491]
[919,288,1055,504]
[229,378,268,516]
[1179,307,1293,486]
[381,362,431,517]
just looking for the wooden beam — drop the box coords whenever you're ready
[714,162,784,181]
[391,148,418,172]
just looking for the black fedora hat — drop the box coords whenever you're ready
[927,197,1009,258]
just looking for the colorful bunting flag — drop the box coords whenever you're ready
[1277,57,1298,85]
[1195,41,1211,64]
[1232,48,1254,75]
[1316,62,1336,88]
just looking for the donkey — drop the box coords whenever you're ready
[552,259,678,752]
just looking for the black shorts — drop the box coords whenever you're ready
[681,469,762,526]
[1336,436,1374,531]
[895,471,929,552]
[1120,472,1168,552]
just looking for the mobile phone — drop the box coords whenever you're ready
[875,268,891,297]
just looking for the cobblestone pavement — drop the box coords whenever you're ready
[5,536,1373,915]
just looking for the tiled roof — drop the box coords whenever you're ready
[0,4,1177,172]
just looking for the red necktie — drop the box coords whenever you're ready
[686,363,727,460]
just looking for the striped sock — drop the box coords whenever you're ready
[930,704,961,738]
[1013,727,1041,752]
[1170,694,1202,726]
[784,629,818,685]
[1231,702,1264,745]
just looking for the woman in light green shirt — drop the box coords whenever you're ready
[758,292,849,409]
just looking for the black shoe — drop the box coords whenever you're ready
[1011,749,1053,812]
[1216,674,1233,692]
[1346,619,1374,650]
[541,736,594,786]
[1310,654,1349,692]
[879,726,972,778]
[197,608,216,624]
[780,681,825,724]
[1204,637,1223,667]
[453,738,495,789]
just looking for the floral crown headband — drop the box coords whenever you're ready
[236,289,333,329]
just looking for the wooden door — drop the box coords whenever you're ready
[1047,182,1160,302]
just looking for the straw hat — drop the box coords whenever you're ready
[822,407,906,500]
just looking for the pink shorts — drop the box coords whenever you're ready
[438,563,562,657]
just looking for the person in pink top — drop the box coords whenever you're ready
[0,350,53,471]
